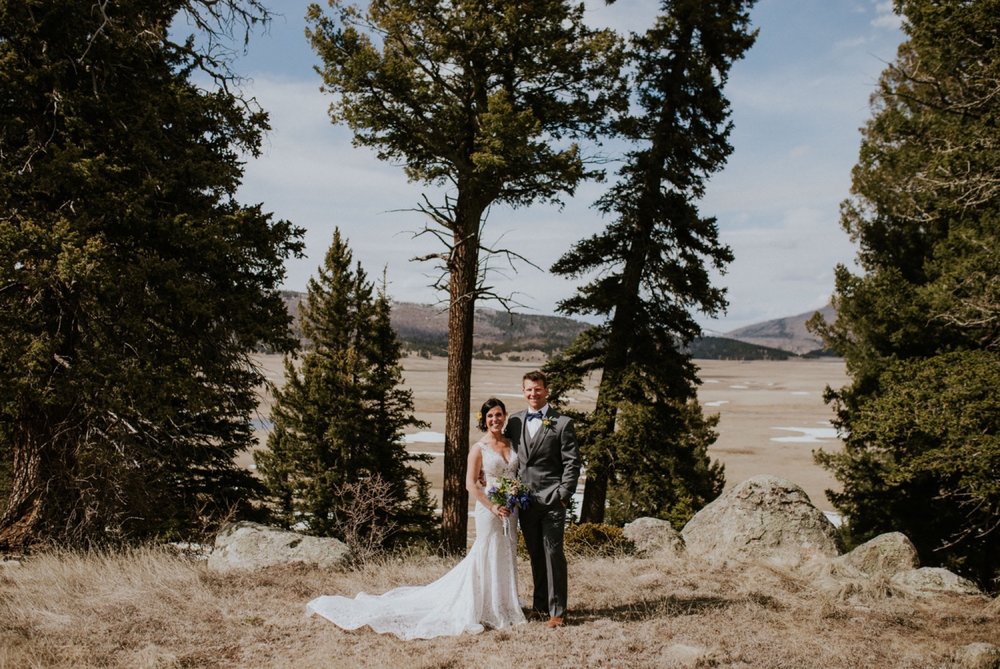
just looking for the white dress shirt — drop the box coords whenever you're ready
[526,405,548,438]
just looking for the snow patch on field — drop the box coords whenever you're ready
[770,425,838,443]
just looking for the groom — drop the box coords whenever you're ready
[505,370,580,628]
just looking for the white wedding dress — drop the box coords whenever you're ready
[307,442,527,640]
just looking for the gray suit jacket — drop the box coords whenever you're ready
[506,408,581,508]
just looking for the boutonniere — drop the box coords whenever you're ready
[541,415,556,431]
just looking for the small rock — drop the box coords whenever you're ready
[890,567,980,596]
[951,642,1000,669]
[0,559,21,572]
[623,517,684,558]
[662,643,717,668]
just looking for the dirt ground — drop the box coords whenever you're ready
[246,354,849,513]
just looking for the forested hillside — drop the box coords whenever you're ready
[279,292,822,360]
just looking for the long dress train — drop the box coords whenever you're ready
[306,442,526,640]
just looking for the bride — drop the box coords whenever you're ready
[306,397,527,639]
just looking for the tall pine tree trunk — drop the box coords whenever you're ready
[0,425,59,550]
[440,198,484,553]
[579,244,646,523]
[579,131,670,525]
[578,401,613,523]
[578,316,630,523]
[557,7,752,525]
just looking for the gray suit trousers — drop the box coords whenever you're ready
[519,502,568,617]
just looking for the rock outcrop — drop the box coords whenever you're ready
[835,531,919,577]
[207,521,350,572]
[210,476,983,603]
[623,517,684,558]
[680,475,842,568]
[890,567,981,596]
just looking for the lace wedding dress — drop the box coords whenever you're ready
[307,442,527,640]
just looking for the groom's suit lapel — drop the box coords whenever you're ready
[520,411,535,460]
[521,408,557,460]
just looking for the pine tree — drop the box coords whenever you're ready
[306,0,624,552]
[254,230,435,546]
[0,1,302,548]
[810,0,1000,591]
[547,0,756,525]
[362,278,438,543]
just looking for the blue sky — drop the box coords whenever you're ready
[208,0,904,332]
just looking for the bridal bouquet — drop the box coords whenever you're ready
[487,477,531,536]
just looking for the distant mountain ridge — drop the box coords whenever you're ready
[279,291,834,359]
[722,305,836,355]
[280,292,588,357]
[388,301,590,357]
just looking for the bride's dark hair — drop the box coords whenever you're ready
[476,397,506,431]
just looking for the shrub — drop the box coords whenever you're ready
[564,522,635,558]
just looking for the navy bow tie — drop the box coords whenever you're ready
[526,411,544,421]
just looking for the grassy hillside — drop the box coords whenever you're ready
[1,546,995,668]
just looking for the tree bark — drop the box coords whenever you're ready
[440,200,483,554]
[579,440,610,523]
[578,211,654,524]
[0,430,46,551]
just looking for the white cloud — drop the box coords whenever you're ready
[583,0,658,34]
[872,1,904,30]
[788,144,812,159]
[834,36,869,50]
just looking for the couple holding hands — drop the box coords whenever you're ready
[308,370,580,640]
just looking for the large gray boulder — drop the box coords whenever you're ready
[207,521,350,572]
[835,531,919,577]
[681,475,842,568]
[623,517,684,558]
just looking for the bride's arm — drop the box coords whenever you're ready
[465,445,508,517]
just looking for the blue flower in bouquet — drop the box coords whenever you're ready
[486,476,530,536]
[487,476,531,512]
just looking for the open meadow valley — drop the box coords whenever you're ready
[245,354,850,514]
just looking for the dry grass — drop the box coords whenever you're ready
[1,547,996,669]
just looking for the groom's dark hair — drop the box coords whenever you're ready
[476,397,507,431]
[522,370,547,387]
